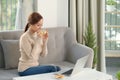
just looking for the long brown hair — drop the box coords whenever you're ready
[24,12,43,32]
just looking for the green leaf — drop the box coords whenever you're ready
[83,20,98,68]
[116,71,120,80]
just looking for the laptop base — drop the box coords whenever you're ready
[62,69,73,76]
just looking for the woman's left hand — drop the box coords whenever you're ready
[42,30,48,40]
[42,30,48,44]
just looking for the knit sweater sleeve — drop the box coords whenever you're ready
[20,36,33,58]
[20,35,43,59]
[40,39,48,57]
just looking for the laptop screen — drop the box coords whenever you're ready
[61,55,89,77]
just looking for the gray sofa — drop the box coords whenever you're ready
[0,27,93,80]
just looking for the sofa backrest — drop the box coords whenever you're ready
[0,27,76,68]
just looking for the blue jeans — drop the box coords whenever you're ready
[18,65,61,76]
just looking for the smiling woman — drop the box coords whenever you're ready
[0,0,17,31]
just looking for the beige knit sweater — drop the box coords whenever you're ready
[18,29,48,72]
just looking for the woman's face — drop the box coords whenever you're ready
[30,19,43,32]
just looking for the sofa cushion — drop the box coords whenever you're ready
[0,30,23,68]
[1,40,20,69]
[0,68,18,80]
[0,61,74,80]
[0,40,5,68]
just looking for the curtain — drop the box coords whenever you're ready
[15,0,37,29]
[68,0,87,44]
[68,0,106,72]
[97,0,106,72]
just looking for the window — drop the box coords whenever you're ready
[0,0,17,31]
[105,0,120,56]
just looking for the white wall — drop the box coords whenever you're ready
[37,0,68,28]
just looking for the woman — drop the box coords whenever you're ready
[18,12,61,76]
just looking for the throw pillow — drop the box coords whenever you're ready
[1,40,20,69]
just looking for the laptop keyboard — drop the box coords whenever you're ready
[62,69,73,75]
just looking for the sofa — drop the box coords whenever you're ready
[0,27,93,80]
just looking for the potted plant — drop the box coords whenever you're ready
[116,71,120,80]
[83,21,98,69]
[106,0,117,11]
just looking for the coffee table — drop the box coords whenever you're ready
[13,68,113,80]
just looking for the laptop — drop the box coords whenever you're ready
[61,55,89,77]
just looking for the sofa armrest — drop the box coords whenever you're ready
[66,43,94,68]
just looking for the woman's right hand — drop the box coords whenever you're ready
[37,29,48,40]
